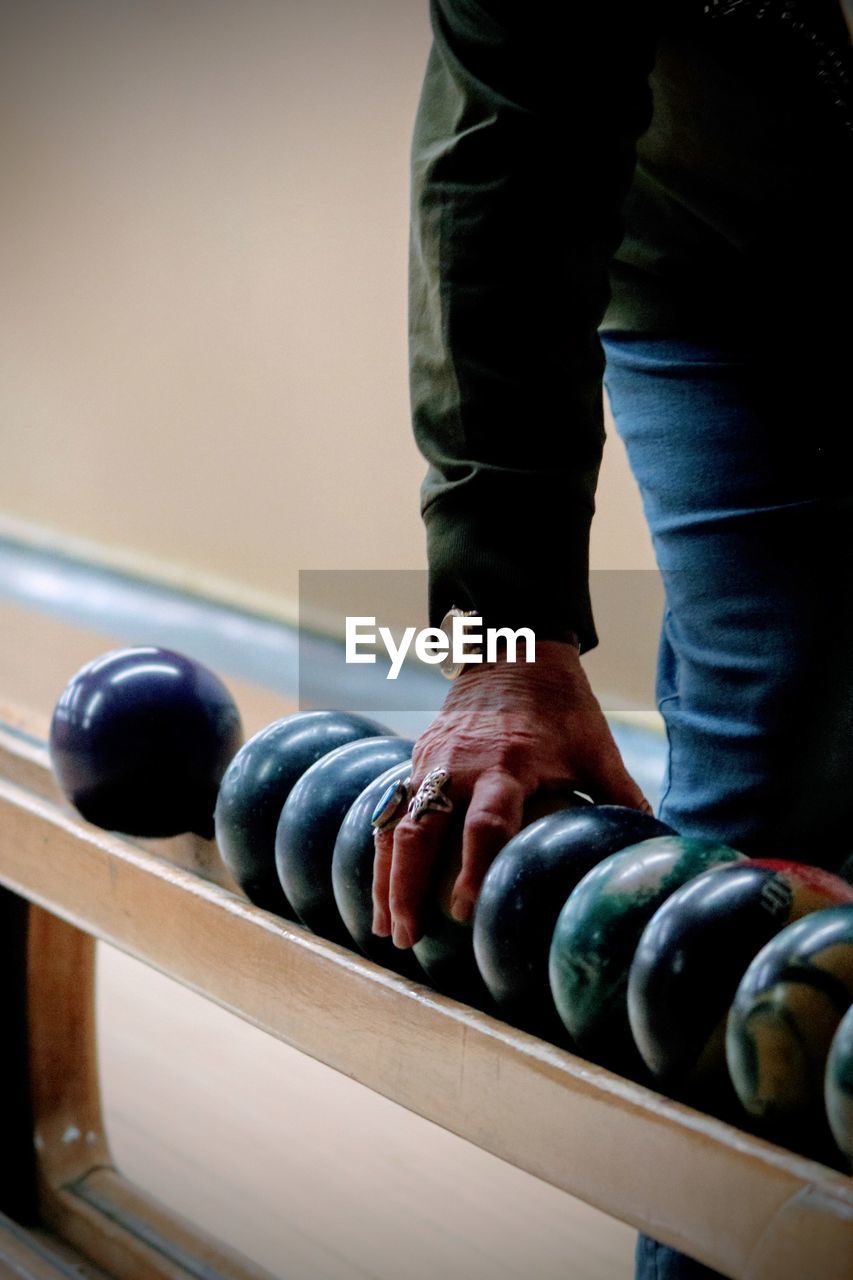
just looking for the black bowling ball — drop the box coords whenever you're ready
[413,789,590,1009]
[276,736,414,945]
[473,805,673,1036]
[215,709,390,915]
[332,759,425,980]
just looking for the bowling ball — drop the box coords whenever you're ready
[627,860,853,1103]
[49,646,242,838]
[472,805,673,1036]
[276,736,413,945]
[726,905,853,1158]
[825,1002,853,1167]
[411,843,492,1006]
[414,788,592,1009]
[549,835,743,1073]
[214,710,389,916]
[331,759,425,980]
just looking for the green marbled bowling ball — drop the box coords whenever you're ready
[726,905,853,1158]
[548,835,743,1073]
[825,1002,853,1167]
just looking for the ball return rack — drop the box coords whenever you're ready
[0,711,850,1280]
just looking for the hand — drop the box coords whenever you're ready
[371,641,651,949]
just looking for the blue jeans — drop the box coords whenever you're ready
[601,333,853,1280]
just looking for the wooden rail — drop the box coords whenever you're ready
[0,718,851,1280]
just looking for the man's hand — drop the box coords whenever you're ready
[372,641,650,949]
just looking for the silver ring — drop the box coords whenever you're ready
[407,767,453,821]
[370,777,411,831]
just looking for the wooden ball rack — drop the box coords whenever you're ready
[0,714,850,1280]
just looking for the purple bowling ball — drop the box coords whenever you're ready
[50,646,243,838]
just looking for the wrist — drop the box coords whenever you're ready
[454,639,585,697]
[438,606,578,680]
[438,606,580,681]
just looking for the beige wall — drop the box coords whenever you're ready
[0,0,653,621]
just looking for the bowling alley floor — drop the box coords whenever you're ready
[0,536,666,1280]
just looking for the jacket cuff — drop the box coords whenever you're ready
[423,490,599,654]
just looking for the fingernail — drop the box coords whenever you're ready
[450,893,472,925]
[392,922,412,950]
[372,913,391,938]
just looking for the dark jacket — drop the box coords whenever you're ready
[410,0,851,651]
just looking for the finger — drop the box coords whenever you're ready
[452,769,526,923]
[579,734,651,812]
[372,827,395,937]
[388,808,454,948]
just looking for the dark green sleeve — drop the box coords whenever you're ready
[410,1,659,651]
